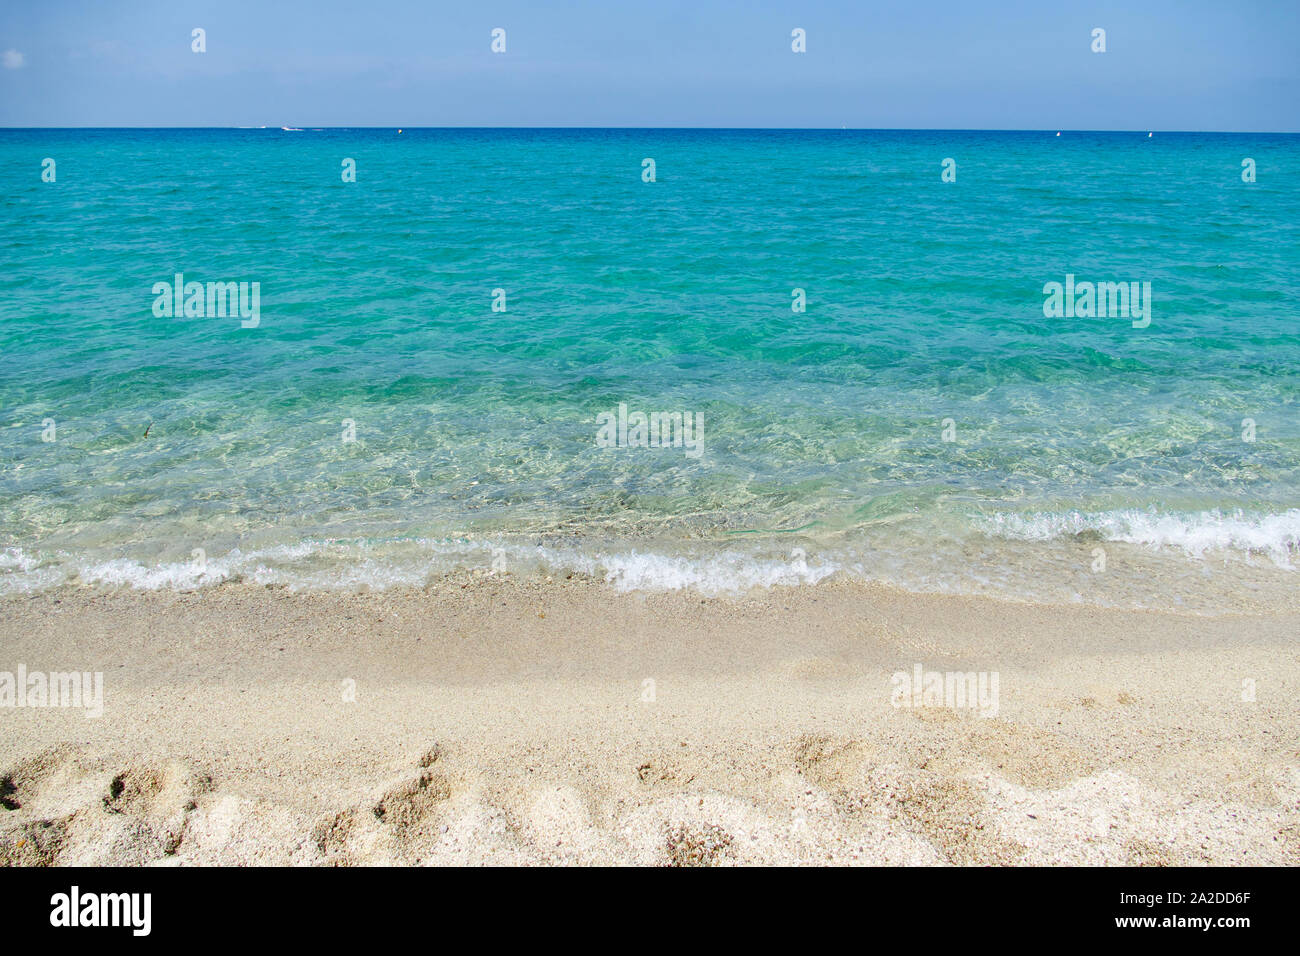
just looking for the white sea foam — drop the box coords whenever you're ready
[557,547,841,595]
[976,508,1300,565]
[2,509,1296,606]
[0,547,38,571]
[0,538,844,597]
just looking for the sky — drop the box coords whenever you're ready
[1,0,1297,130]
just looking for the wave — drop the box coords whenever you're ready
[2,507,1296,607]
[0,539,843,598]
[975,508,1300,565]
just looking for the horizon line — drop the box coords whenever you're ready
[4,126,1299,134]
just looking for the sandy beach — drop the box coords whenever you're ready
[1,575,1296,866]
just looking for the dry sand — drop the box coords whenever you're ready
[1,575,1297,866]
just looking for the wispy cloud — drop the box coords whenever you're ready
[2,49,25,69]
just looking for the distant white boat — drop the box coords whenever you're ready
[280,126,304,132]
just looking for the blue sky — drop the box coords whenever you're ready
[1,0,1297,129]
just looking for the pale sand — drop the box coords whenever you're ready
[1,575,1297,866]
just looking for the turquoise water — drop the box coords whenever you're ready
[2,129,1298,610]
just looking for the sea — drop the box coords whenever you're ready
[2,128,1297,612]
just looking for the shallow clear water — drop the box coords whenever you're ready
[2,129,1298,610]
